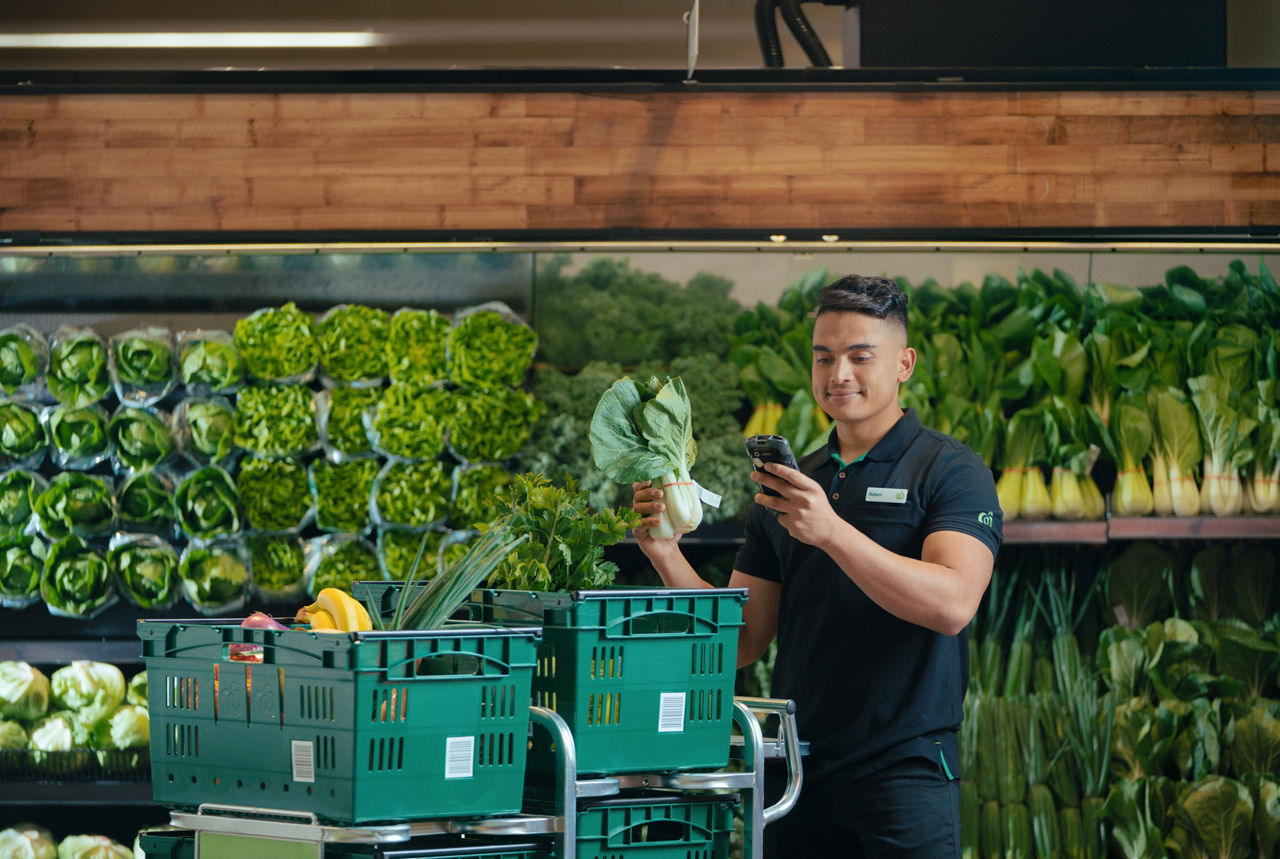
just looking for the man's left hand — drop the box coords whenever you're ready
[751,463,846,547]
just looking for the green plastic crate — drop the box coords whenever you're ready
[576,793,737,859]
[358,584,747,776]
[138,619,539,824]
[137,831,194,859]
[139,832,547,859]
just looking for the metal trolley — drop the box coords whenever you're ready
[162,696,805,859]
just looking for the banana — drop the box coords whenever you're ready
[307,609,341,631]
[298,587,371,633]
[351,597,374,632]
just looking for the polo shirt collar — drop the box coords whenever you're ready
[823,408,922,466]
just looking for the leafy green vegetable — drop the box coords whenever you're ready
[447,309,537,388]
[0,469,42,536]
[0,719,28,750]
[33,472,115,539]
[311,457,379,532]
[54,835,133,859]
[51,659,125,729]
[179,333,245,391]
[233,302,319,381]
[27,712,84,771]
[449,386,542,463]
[180,543,250,613]
[1105,541,1174,629]
[1169,776,1255,859]
[0,534,45,606]
[483,473,638,592]
[1111,393,1156,517]
[126,671,147,707]
[386,308,449,385]
[237,456,311,532]
[234,383,317,457]
[41,535,115,619]
[246,534,305,597]
[1188,374,1257,517]
[451,464,511,529]
[0,827,54,859]
[1148,386,1203,517]
[372,383,449,460]
[107,407,173,471]
[111,330,174,388]
[0,400,46,462]
[108,537,179,610]
[1213,622,1280,700]
[321,386,378,457]
[48,404,110,464]
[310,537,380,597]
[373,460,451,528]
[175,466,242,540]
[590,375,701,538]
[179,398,237,464]
[378,528,466,580]
[47,329,109,407]
[90,703,150,753]
[0,660,50,721]
[0,325,42,394]
[317,304,389,382]
[116,470,175,532]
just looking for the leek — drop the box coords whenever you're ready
[1110,393,1155,517]
[1187,375,1257,517]
[1147,387,1202,517]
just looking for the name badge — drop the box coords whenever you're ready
[866,487,908,504]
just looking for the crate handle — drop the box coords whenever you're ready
[608,817,711,846]
[604,609,717,638]
[384,647,513,681]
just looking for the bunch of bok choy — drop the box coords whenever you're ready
[1147,386,1202,517]
[1245,380,1278,513]
[1110,393,1155,517]
[1187,375,1257,517]
[996,407,1051,520]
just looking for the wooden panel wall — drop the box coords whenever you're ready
[1,90,1277,233]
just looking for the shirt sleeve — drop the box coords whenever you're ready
[922,444,1004,558]
[732,502,782,582]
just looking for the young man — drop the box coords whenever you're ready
[630,274,1002,857]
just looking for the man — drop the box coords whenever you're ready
[631,274,1002,857]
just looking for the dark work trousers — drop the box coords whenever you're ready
[762,755,961,858]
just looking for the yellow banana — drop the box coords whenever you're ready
[743,403,764,437]
[300,587,371,633]
[307,609,341,631]
[350,597,373,632]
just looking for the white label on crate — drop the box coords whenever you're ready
[695,481,722,509]
[291,740,315,783]
[658,692,686,733]
[445,736,475,779]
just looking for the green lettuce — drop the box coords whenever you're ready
[0,469,43,537]
[0,534,46,607]
[0,400,46,462]
[47,329,109,407]
[372,384,448,459]
[175,466,241,539]
[373,460,450,528]
[234,384,317,457]
[51,660,125,729]
[387,308,449,385]
[233,302,319,381]
[179,334,245,391]
[0,326,42,394]
[111,330,174,388]
[447,309,537,388]
[451,464,511,529]
[108,537,179,610]
[311,458,379,533]
[310,537,379,597]
[246,534,305,597]
[0,660,51,721]
[0,719,27,750]
[33,472,115,539]
[107,408,173,471]
[180,543,250,613]
[321,386,378,457]
[180,398,237,464]
[48,404,110,464]
[116,470,175,532]
[237,456,312,532]
[449,387,542,463]
[1169,776,1255,859]
[0,827,55,859]
[27,711,86,772]
[41,536,115,619]
[126,670,147,707]
[377,528,464,581]
[53,834,133,859]
[1105,541,1174,629]
[317,304,389,382]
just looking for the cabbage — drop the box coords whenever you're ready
[0,718,28,750]
[126,671,147,708]
[27,711,87,771]
[50,661,125,729]
[0,660,51,721]
[0,827,56,859]
[89,704,149,750]
[54,835,133,859]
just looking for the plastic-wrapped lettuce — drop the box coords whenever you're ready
[108,534,179,611]
[0,533,46,609]
[0,469,45,537]
[387,307,449,385]
[55,834,133,859]
[179,540,250,615]
[0,323,48,396]
[178,330,245,394]
[174,397,237,466]
[306,535,379,597]
[449,386,542,463]
[116,470,176,534]
[51,661,125,729]
[174,466,241,540]
[371,384,449,460]
[446,305,537,389]
[246,534,306,601]
[0,718,27,749]
[107,406,174,472]
[126,670,147,707]
[0,399,48,467]
[317,303,389,384]
[110,326,176,406]
[377,527,468,581]
[234,384,318,458]
[0,826,56,859]
[34,473,115,540]
[46,327,109,407]
[310,457,379,533]
[0,661,50,721]
[372,459,451,529]
[237,456,312,533]
[318,386,378,459]
[45,403,111,470]
[233,302,319,383]
[451,463,512,529]
[41,536,117,620]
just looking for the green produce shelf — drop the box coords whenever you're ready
[137,619,540,824]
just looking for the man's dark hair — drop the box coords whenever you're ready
[816,274,909,336]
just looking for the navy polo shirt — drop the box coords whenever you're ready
[734,408,1002,789]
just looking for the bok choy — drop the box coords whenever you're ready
[1187,375,1257,517]
[1147,386,1202,517]
[1110,393,1155,517]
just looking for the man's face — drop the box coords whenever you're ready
[811,310,915,426]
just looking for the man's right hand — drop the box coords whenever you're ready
[631,480,680,554]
